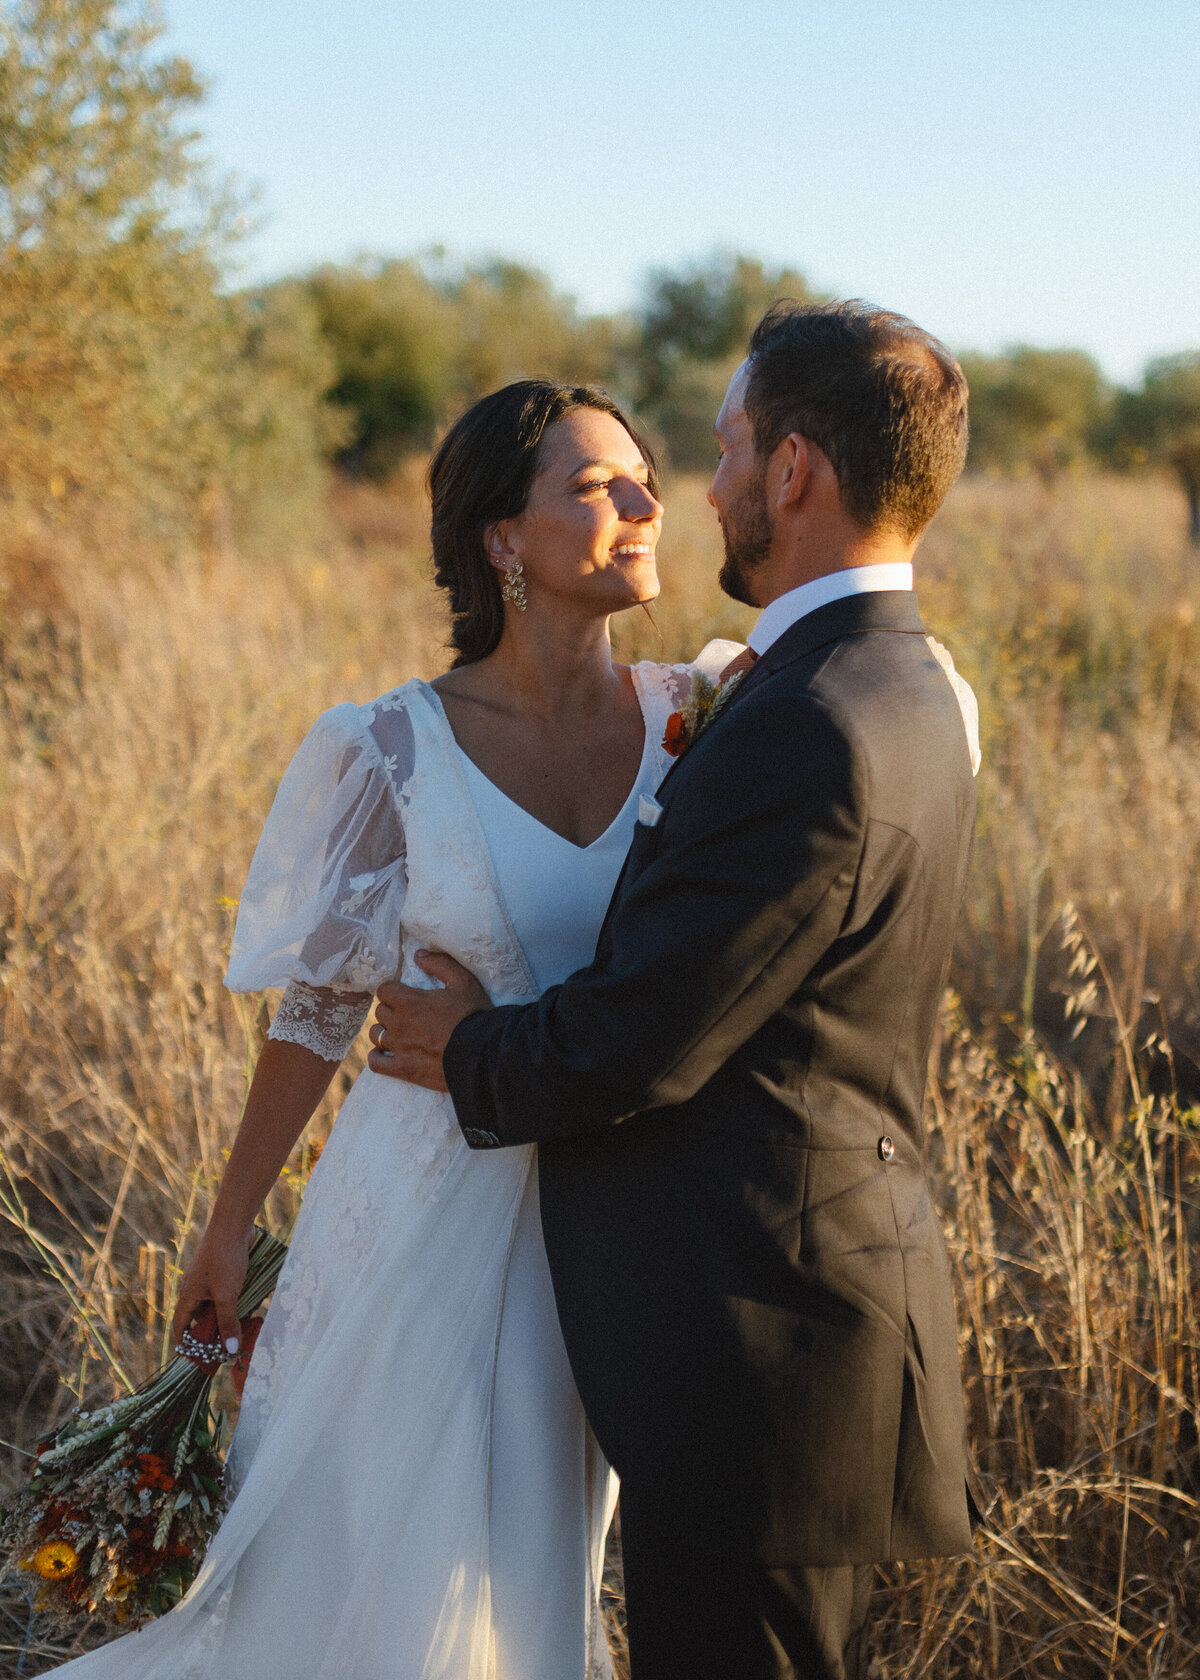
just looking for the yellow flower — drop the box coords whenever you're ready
[107,1572,138,1602]
[31,1540,79,1579]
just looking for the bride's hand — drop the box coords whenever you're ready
[172,1219,254,1358]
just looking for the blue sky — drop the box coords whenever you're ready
[161,0,1200,384]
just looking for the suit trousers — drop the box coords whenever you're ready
[618,1494,875,1680]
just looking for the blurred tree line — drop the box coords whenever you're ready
[957,346,1200,540]
[2,0,1199,560]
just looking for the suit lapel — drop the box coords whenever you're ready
[594,592,927,948]
[657,590,926,798]
[742,589,927,691]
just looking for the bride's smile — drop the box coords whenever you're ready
[488,406,663,611]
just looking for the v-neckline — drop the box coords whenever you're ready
[419,669,653,854]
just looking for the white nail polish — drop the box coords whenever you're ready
[225,1337,240,1355]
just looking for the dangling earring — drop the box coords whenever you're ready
[500,561,528,612]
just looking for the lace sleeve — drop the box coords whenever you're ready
[267,981,372,1064]
[639,638,746,711]
[225,701,409,999]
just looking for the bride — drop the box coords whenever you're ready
[46,379,725,1680]
[48,379,977,1680]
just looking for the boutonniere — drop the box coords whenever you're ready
[662,668,747,758]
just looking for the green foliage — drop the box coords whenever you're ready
[635,253,821,467]
[305,260,456,478]
[300,256,629,478]
[448,259,624,412]
[0,0,341,552]
[0,0,220,516]
[1109,353,1200,543]
[958,347,1113,481]
[0,0,206,250]
[219,283,350,553]
[300,249,826,483]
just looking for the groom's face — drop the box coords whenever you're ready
[709,363,774,607]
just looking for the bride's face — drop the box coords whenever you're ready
[490,409,662,613]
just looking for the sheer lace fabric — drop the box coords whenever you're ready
[265,982,370,1063]
[237,657,715,1065]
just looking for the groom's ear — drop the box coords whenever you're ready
[772,434,812,509]
[774,433,838,511]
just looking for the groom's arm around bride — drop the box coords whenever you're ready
[374,299,978,1680]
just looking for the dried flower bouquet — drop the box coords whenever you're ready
[0,1227,287,1632]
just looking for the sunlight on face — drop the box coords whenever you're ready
[708,363,773,606]
[708,363,755,510]
[502,409,663,611]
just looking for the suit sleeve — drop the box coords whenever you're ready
[444,691,868,1146]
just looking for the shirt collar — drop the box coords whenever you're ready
[747,563,915,657]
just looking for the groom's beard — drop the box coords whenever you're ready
[717,469,773,607]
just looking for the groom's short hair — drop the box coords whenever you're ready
[744,301,969,539]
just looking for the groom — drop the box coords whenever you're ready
[370,300,976,1680]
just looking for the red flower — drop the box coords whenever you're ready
[134,1452,175,1492]
[662,712,688,757]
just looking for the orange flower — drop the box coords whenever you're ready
[662,712,689,757]
[30,1541,79,1579]
[134,1452,175,1491]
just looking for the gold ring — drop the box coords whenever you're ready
[376,1026,387,1051]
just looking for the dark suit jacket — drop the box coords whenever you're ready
[444,591,977,1567]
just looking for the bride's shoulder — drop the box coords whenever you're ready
[288,679,430,781]
[358,675,429,725]
[636,638,747,706]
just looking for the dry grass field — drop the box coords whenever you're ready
[1,468,1198,1676]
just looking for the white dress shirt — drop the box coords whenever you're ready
[742,560,979,773]
[747,563,914,657]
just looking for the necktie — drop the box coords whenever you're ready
[718,645,759,686]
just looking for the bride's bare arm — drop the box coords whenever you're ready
[171,1039,341,1356]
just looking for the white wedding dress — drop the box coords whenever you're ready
[49,654,711,1680]
[49,638,977,1680]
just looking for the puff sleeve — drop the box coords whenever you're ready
[224,703,408,1061]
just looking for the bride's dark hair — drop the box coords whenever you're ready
[430,379,659,667]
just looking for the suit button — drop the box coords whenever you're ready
[878,1136,896,1163]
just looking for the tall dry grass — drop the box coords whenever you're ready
[1,469,1198,1675]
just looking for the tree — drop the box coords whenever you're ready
[302,255,628,479]
[304,260,456,477]
[0,0,338,547]
[957,347,1113,481]
[635,253,820,468]
[1111,354,1200,545]
[220,282,350,552]
[448,259,625,411]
